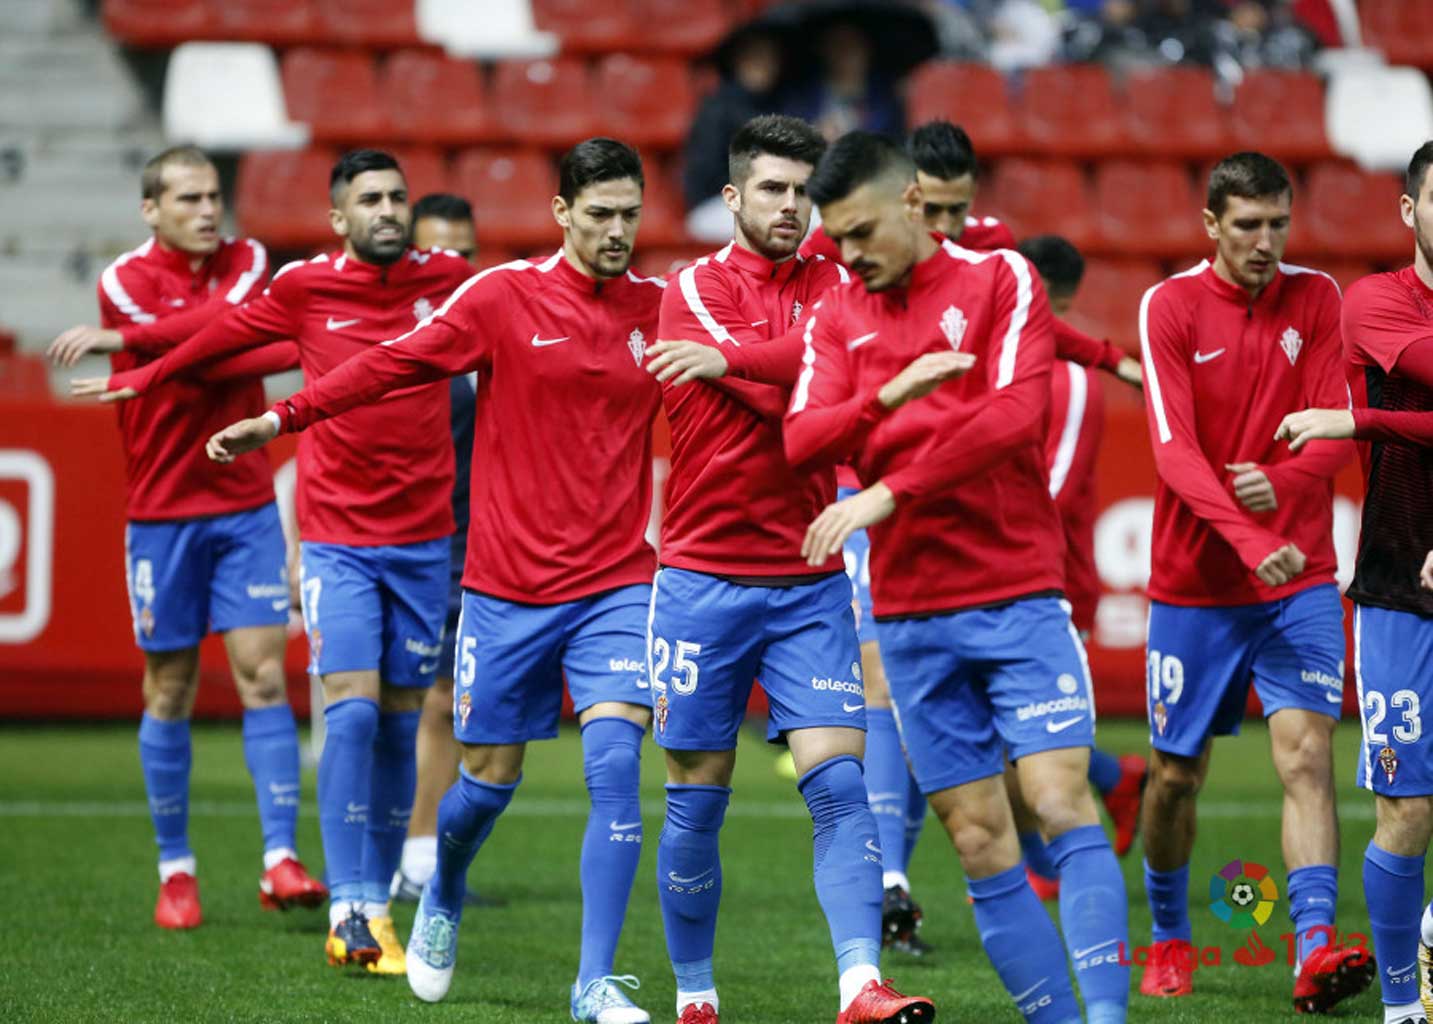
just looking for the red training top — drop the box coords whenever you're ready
[1046,359,1105,633]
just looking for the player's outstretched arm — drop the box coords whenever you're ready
[1053,319,1141,390]
[645,340,729,385]
[69,375,137,403]
[1274,409,1356,452]
[802,483,896,567]
[207,414,278,463]
[47,325,124,367]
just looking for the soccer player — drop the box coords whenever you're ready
[198,139,665,1023]
[1014,235,1148,901]
[1136,152,1369,1011]
[47,145,321,930]
[650,114,931,1024]
[1274,141,1433,1024]
[73,150,472,974]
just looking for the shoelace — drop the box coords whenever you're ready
[417,909,456,962]
[582,974,641,1009]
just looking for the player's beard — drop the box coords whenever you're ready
[593,243,632,278]
[1415,206,1433,272]
[737,208,801,261]
[352,220,410,266]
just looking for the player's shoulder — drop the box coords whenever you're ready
[936,237,1032,288]
[962,215,1016,250]
[100,236,158,282]
[1344,268,1414,312]
[272,251,334,284]
[1144,259,1210,308]
[798,251,851,288]
[1276,261,1342,302]
[216,234,267,263]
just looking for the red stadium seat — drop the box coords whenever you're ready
[1360,0,1433,70]
[1230,71,1330,163]
[208,0,318,45]
[530,0,637,53]
[389,147,452,203]
[983,159,1096,251]
[906,62,1018,157]
[1301,162,1409,261]
[281,49,389,144]
[1064,259,1165,355]
[313,0,420,48]
[103,0,215,48]
[491,59,600,148]
[595,55,696,149]
[1309,260,1379,295]
[1093,160,1205,260]
[634,0,734,55]
[1122,66,1231,160]
[1018,65,1125,158]
[235,148,337,250]
[453,148,561,249]
[380,50,494,145]
[634,169,687,248]
[634,245,708,279]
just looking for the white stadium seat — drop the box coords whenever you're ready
[162,42,309,151]
[417,0,558,60]
[1326,61,1433,172]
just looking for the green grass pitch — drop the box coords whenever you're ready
[0,720,1385,1022]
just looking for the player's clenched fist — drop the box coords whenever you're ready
[1274,408,1355,452]
[802,482,897,567]
[877,351,976,411]
[1254,542,1307,587]
[207,415,278,463]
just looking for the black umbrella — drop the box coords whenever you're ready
[711,0,940,80]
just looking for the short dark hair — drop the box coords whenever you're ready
[907,120,976,182]
[728,114,827,187]
[1406,141,1433,199]
[1017,235,1085,295]
[412,193,474,225]
[141,145,213,200]
[807,131,914,208]
[558,137,644,205]
[330,149,403,204]
[1206,151,1292,217]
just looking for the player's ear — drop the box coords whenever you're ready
[721,182,741,215]
[1201,208,1220,241]
[1401,193,1417,230]
[902,178,922,218]
[328,206,348,240]
[552,194,572,230]
[140,197,160,230]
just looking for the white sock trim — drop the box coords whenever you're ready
[677,989,718,1014]
[882,870,911,892]
[401,834,438,882]
[1421,903,1433,947]
[159,855,197,882]
[263,847,297,871]
[1385,1001,1424,1024]
[839,964,880,1011]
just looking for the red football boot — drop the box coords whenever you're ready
[836,979,935,1024]
[259,857,328,910]
[154,872,202,929]
[1292,941,1376,1013]
[1026,866,1060,901]
[1102,754,1148,857]
[1139,938,1194,998]
[677,1002,718,1024]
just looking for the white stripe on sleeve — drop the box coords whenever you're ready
[788,313,820,413]
[677,264,737,346]
[224,238,268,304]
[100,243,157,324]
[1048,361,1088,498]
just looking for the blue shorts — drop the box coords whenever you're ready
[451,584,651,744]
[299,538,449,687]
[1355,603,1433,796]
[124,503,288,652]
[875,596,1095,794]
[1145,583,1345,758]
[648,566,864,751]
[435,531,467,681]
[838,486,876,645]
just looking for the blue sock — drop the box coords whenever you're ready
[903,769,926,869]
[658,784,730,993]
[799,756,883,973]
[316,698,378,906]
[577,717,645,987]
[361,708,419,908]
[431,769,517,918]
[969,863,1082,1022]
[242,705,300,855]
[1049,824,1130,1022]
[1363,842,1423,1005]
[862,708,909,881]
[1020,831,1058,879]
[1144,860,1192,943]
[1087,748,1122,796]
[138,713,192,864]
[1287,864,1338,965]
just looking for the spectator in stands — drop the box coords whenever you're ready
[785,20,906,142]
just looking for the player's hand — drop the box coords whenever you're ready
[69,376,139,403]
[1274,408,1355,452]
[1115,356,1143,390]
[1421,550,1433,592]
[1226,462,1277,513]
[644,340,728,385]
[47,325,123,367]
[1255,543,1306,587]
[802,483,896,567]
[878,351,977,410]
[207,415,277,463]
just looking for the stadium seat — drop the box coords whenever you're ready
[102,0,214,48]
[1018,64,1125,158]
[389,147,452,203]
[530,0,637,53]
[380,50,494,145]
[235,148,338,250]
[1063,259,1165,355]
[1305,260,1378,295]
[634,0,733,55]
[281,49,390,144]
[634,168,687,248]
[905,62,1018,157]
[1093,161,1205,260]
[163,43,309,151]
[595,55,696,149]
[208,0,318,46]
[983,159,1096,250]
[634,245,707,279]
[1230,70,1330,164]
[1122,66,1230,160]
[1360,0,1433,70]
[313,0,420,48]
[453,148,561,249]
[416,0,559,59]
[1326,64,1433,174]
[491,59,600,148]
[1302,162,1409,260]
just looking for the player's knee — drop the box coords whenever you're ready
[380,684,426,714]
[461,742,523,785]
[1025,783,1096,836]
[235,659,286,708]
[583,722,643,799]
[1272,726,1333,793]
[142,653,199,718]
[1149,751,1205,801]
[425,676,455,721]
[1374,795,1433,854]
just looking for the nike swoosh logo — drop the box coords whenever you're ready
[326,317,361,331]
[345,802,368,814]
[1388,961,1416,976]
[750,319,768,327]
[531,333,571,347]
[1193,348,1225,364]
[865,839,881,854]
[847,331,878,350]
[1325,692,1342,704]
[271,598,290,611]
[609,821,641,831]
[668,867,713,884]
[842,701,864,713]
[1072,939,1119,959]
[1011,978,1047,1003]
[1046,716,1085,733]
[419,661,438,674]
